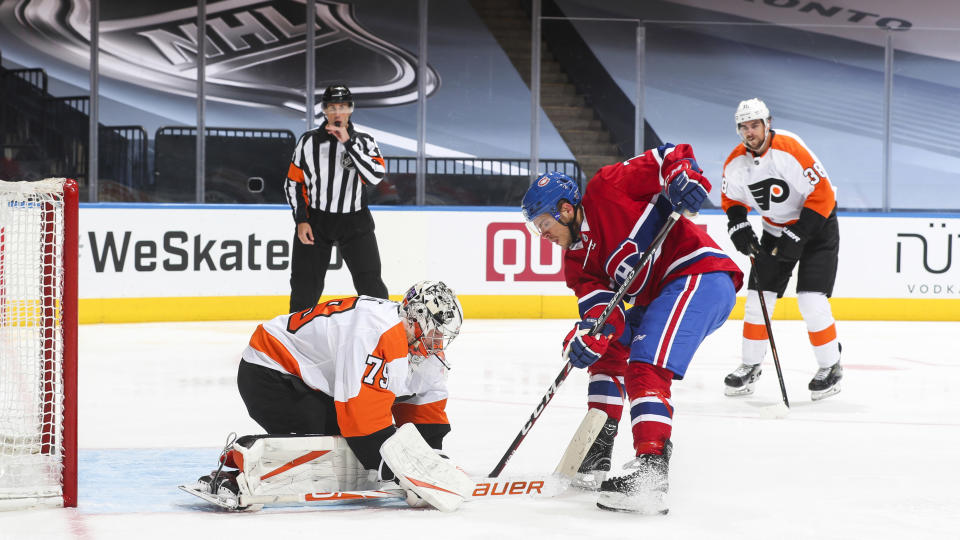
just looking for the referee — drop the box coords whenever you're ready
[284,84,389,312]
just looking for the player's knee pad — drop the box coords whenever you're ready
[743,289,779,325]
[625,362,673,397]
[380,423,473,512]
[230,434,377,497]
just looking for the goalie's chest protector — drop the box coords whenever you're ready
[243,297,410,404]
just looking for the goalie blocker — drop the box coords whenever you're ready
[181,424,473,512]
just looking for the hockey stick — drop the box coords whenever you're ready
[179,483,407,511]
[488,209,684,477]
[553,408,608,478]
[750,256,790,410]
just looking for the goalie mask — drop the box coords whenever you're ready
[402,281,463,356]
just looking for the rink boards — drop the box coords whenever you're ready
[76,205,960,322]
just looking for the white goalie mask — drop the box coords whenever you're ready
[735,98,771,145]
[401,280,463,357]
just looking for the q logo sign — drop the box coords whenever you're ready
[486,223,564,282]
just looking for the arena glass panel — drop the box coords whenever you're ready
[198,0,308,205]
[643,22,886,212]
[889,28,960,212]
[424,0,555,206]
[334,0,420,206]
[0,7,92,198]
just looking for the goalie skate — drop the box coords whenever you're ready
[723,363,762,396]
[179,470,260,512]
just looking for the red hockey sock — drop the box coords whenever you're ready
[625,362,674,455]
[587,340,629,421]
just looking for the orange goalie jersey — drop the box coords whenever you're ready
[242,296,449,439]
[720,129,837,234]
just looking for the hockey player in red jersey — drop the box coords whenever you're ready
[721,98,842,401]
[521,145,743,514]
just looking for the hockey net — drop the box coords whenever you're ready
[0,178,78,509]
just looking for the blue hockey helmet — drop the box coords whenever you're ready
[521,171,582,223]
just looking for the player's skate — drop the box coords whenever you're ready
[572,416,618,491]
[596,441,672,515]
[724,363,762,396]
[809,361,842,401]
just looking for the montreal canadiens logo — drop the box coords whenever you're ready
[537,177,551,186]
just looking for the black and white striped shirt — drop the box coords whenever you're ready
[285,121,385,219]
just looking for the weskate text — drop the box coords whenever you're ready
[86,231,343,272]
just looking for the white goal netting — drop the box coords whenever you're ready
[0,178,70,508]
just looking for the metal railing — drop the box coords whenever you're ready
[100,126,148,190]
[386,156,583,181]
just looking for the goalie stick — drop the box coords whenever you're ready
[178,483,406,511]
[553,408,607,478]
[488,209,684,477]
[179,474,567,512]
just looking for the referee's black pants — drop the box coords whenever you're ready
[289,207,388,313]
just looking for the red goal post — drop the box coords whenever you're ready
[0,178,78,509]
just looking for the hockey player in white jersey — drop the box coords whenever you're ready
[183,281,475,512]
[721,98,842,401]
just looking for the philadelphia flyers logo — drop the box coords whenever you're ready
[748,178,790,211]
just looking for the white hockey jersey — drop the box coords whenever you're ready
[242,296,449,438]
[720,129,837,235]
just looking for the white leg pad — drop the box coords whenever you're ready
[233,435,377,497]
[380,424,473,512]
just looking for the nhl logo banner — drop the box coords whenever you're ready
[1,0,439,109]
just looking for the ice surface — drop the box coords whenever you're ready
[1,318,958,539]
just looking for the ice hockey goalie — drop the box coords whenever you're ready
[180,281,474,512]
